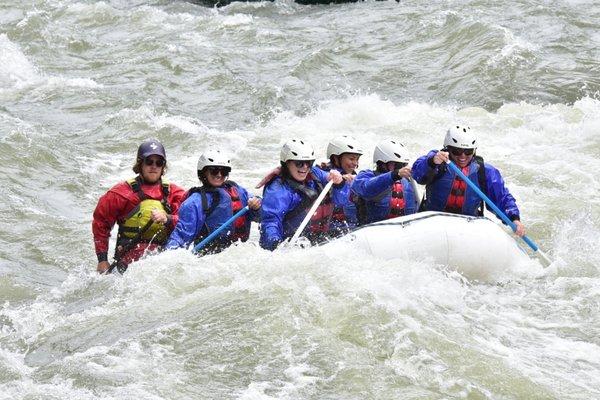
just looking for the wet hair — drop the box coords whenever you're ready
[132,157,167,176]
[329,155,340,168]
[280,161,292,179]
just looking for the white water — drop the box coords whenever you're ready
[1,0,599,398]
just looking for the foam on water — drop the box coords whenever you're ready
[1,0,599,397]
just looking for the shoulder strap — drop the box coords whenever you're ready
[284,176,320,222]
[127,176,147,202]
[187,186,220,217]
[474,155,487,216]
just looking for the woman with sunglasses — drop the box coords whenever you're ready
[316,135,364,236]
[412,125,525,236]
[351,139,419,225]
[259,139,345,251]
[165,149,261,254]
[92,139,186,273]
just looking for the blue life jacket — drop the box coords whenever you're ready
[351,170,418,225]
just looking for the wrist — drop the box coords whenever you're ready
[97,252,108,262]
[427,156,436,168]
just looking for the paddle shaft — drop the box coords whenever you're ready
[288,180,334,246]
[447,161,551,263]
[192,206,250,254]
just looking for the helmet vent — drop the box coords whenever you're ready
[471,140,476,145]
[463,127,468,132]
[391,140,396,144]
[348,145,354,149]
[394,152,401,158]
[292,151,298,156]
[208,158,214,162]
[452,138,458,143]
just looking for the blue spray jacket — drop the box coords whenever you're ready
[412,150,520,220]
[166,182,258,250]
[315,163,358,232]
[259,166,346,251]
[351,170,418,224]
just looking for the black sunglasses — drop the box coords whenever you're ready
[144,158,165,167]
[293,160,314,168]
[206,166,230,176]
[448,147,474,156]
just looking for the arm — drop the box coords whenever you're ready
[311,166,347,206]
[412,150,446,185]
[485,165,520,222]
[165,194,205,249]
[239,186,261,222]
[92,190,128,263]
[351,170,394,199]
[259,181,291,251]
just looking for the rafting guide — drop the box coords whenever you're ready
[92,139,185,274]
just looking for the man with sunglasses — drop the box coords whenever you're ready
[259,138,345,251]
[412,125,525,236]
[351,139,419,224]
[165,149,261,254]
[93,139,186,273]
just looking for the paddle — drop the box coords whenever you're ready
[447,161,552,265]
[192,206,250,254]
[106,218,155,274]
[287,180,334,247]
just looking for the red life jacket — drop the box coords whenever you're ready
[331,205,346,223]
[224,184,249,242]
[283,174,333,241]
[444,165,470,214]
[386,181,406,219]
[309,191,333,234]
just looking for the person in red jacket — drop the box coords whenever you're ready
[92,139,185,274]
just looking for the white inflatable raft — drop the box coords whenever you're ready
[333,211,533,281]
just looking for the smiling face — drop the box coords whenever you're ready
[286,160,314,182]
[140,155,165,184]
[335,153,361,174]
[448,146,475,168]
[203,166,229,187]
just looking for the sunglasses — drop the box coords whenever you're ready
[206,166,230,176]
[448,147,474,156]
[143,158,165,167]
[292,160,314,168]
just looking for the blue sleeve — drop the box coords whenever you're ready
[402,178,418,215]
[237,185,260,223]
[485,164,520,220]
[412,150,443,184]
[311,166,348,206]
[351,170,394,199]
[165,193,205,249]
[259,180,292,251]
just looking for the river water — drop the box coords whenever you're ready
[1,1,599,399]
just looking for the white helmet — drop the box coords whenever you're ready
[197,149,232,172]
[326,135,364,158]
[443,125,477,149]
[280,139,315,162]
[373,139,410,164]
